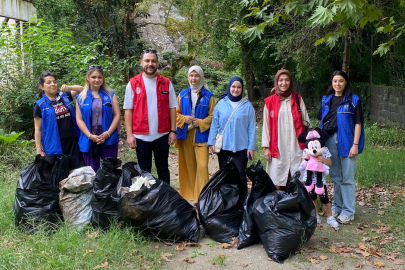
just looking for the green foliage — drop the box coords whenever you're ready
[364,123,405,147]
[0,177,162,269]
[0,130,33,172]
[0,20,102,134]
[356,147,405,188]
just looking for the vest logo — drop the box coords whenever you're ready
[104,95,109,101]
[270,110,274,118]
[344,104,349,110]
[135,87,142,94]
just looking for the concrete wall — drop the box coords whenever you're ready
[0,0,36,21]
[370,84,405,128]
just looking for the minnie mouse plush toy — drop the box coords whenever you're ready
[298,129,329,195]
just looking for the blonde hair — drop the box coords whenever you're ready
[79,67,111,105]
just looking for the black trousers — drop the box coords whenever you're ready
[135,134,170,184]
[217,149,248,186]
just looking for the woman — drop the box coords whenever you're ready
[262,69,310,190]
[176,66,215,205]
[33,71,84,172]
[208,76,256,186]
[318,70,365,224]
[76,65,121,172]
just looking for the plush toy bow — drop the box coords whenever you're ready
[306,130,320,140]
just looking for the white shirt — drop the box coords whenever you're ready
[123,75,177,142]
[261,95,310,186]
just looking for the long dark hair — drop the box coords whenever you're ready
[325,70,352,99]
[38,71,56,98]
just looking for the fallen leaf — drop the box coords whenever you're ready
[93,261,108,269]
[231,237,238,247]
[175,243,186,252]
[155,245,160,249]
[84,249,95,256]
[394,259,405,265]
[185,243,201,247]
[221,243,233,249]
[358,243,367,251]
[267,258,273,261]
[374,261,385,268]
[218,255,225,259]
[319,255,328,261]
[86,231,99,239]
[182,257,195,264]
[161,253,174,262]
[241,263,248,267]
[163,241,173,246]
[355,263,363,268]
[310,258,319,264]
[317,223,323,229]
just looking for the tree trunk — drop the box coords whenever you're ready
[342,31,351,77]
[240,41,257,101]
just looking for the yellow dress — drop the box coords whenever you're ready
[175,94,215,202]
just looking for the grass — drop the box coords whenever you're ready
[356,146,405,187]
[0,170,162,270]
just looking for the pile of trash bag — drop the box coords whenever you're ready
[13,155,69,230]
[118,162,200,242]
[197,159,246,244]
[237,160,277,249]
[91,158,122,229]
[59,166,95,229]
[253,171,317,263]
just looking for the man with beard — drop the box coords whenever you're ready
[124,49,177,184]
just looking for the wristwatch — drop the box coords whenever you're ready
[170,130,177,135]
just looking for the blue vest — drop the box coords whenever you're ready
[77,88,119,152]
[320,93,365,156]
[177,87,213,143]
[34,92,79,155]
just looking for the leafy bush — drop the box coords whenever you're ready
[0,130,33,173]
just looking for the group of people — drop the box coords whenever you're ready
[34,49,364,229]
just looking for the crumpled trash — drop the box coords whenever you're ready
[90,158,122,229]
[59,166,95,229]
[13,155,69,231]
[119,162,200,242]
[197,159,246,244]
[129,176,156,191]
[253,171,317,263]
[237,160,277,249]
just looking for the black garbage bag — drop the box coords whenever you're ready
[119,162,200,242]
[13,155,69,230]
[252,171,317,263]
[237,160,277,249]
[197,159,246,244]
[90,158,123,229]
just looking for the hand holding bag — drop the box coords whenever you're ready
[214,99,245,153]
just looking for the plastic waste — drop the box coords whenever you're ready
[90,158,122,229]
[237,160,277,249]
[119,162,200,242]
[59,166,95,229]
[13,155,69,231]
[252,171,317,263]
[197,159,246,244]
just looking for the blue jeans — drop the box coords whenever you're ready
[326,132,357,217]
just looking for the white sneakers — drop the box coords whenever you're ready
[327,216,339,228]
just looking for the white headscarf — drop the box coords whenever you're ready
[188,66,209,93]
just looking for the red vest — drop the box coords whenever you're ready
[130,73,171,134]
[264,92,305,158]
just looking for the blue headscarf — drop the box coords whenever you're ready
[218,76,244,102]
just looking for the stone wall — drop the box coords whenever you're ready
[370,84,405,128]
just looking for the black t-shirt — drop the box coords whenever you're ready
[317,95,364,134]
[33,92,77,152]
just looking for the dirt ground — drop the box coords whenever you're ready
[159,150,403,270]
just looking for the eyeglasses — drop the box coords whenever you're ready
[142,49,157,54]
[89,65,103,70]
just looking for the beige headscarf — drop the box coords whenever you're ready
[188,66,209,93]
